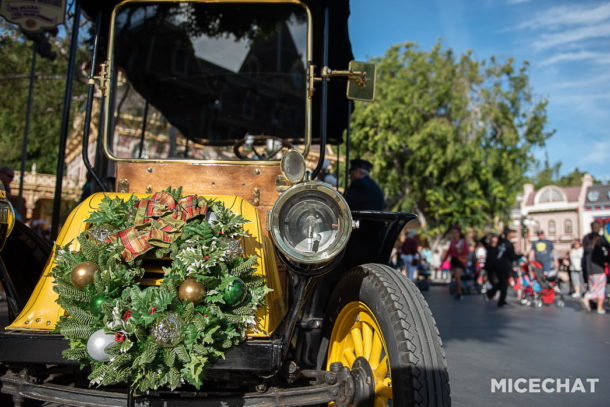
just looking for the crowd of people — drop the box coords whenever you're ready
[391,222,609,314]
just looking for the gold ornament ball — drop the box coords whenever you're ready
[70,261,98,289]
[178,279,206,303]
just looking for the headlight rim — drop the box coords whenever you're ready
[269,181,352,265]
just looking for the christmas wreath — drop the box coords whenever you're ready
[51,187,269,392]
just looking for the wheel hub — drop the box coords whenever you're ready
[350,356,375,407]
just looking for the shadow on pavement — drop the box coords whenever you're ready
[421,284,609,407]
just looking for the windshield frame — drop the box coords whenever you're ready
[103,0,313,166]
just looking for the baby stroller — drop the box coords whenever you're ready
[518,260,565,308]
[416,261,431,291]
[448,263,479,295]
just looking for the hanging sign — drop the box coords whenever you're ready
[0,0,66,32]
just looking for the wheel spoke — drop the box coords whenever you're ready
[374,398,387,407]
[362,322,373,359]
[350,326,364,357]
[375,355,388,382]
[343,347,356,367]
[369,333,383,370]
[376,377,393,400]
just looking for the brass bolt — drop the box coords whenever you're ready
[146,167,153,173]
[118,179,129,193]
[145,185,153,193]
[255,383,267,393]
[35,318,42,323]
[254,168,261,175]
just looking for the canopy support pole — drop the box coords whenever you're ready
[51,1,81,240]
[17,43,36,219]
[311,5,330,179]
[82,12,107,193]
[344,100,352,191]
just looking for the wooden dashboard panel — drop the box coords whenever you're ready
[115,162,283,229]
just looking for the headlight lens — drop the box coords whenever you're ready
[270,182,352,264]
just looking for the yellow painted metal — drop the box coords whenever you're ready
[6,193,285,337]
[327,301,393,406]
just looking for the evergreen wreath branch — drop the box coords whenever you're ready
[52,187,266,392]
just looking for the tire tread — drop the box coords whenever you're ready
[331,263,451,407]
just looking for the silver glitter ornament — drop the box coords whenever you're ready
[225,239,243,261]
[150,313,183,347]
[86,329,114,361]
[89,225,112,243]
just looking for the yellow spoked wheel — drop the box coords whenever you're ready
[322,264,450,407]
[327,301,392,407]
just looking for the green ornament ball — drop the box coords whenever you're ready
[223,277,247,306]
[90,294,111,316]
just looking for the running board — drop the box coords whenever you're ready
[1,364,354,407]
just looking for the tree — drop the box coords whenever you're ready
[0,20,86,175]
[350,42,554,236]
[528,159,598,189]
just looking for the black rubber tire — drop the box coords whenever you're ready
[321,263,451,406]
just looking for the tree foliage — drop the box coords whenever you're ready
[350,42,554,235]
[0,21,86,174]
[528,159,598,189]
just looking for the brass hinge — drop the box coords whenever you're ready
[307,64,368,98]
[321,66,368,87]
[88,61,110,97]
[307,64,321,99]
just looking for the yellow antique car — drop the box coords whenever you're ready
[0,1,450,406]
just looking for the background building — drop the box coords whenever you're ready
[582,183,610,241]
[514,174,593,256]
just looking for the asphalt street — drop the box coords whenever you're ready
[424,283,610,407]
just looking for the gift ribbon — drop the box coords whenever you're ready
[108,192,208,261]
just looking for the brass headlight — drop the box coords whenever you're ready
[269,182,352,264]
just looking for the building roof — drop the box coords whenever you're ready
[584,184,610,206]
[563,186,582,202]
[524,185,581,206]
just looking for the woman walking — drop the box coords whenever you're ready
[484,230,517,307]
[581,221,609,314]
[400,230,419,280]
[569,240,584,298]
[443,227,469,300]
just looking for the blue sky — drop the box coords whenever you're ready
[348,0,610,181]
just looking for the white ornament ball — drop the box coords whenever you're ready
[206,211,217,224]
[87,329,114,361]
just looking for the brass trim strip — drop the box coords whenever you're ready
[103,0,313,165]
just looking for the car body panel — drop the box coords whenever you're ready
[6,192,285,336]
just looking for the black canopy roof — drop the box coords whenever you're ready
[80,0,354,145]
